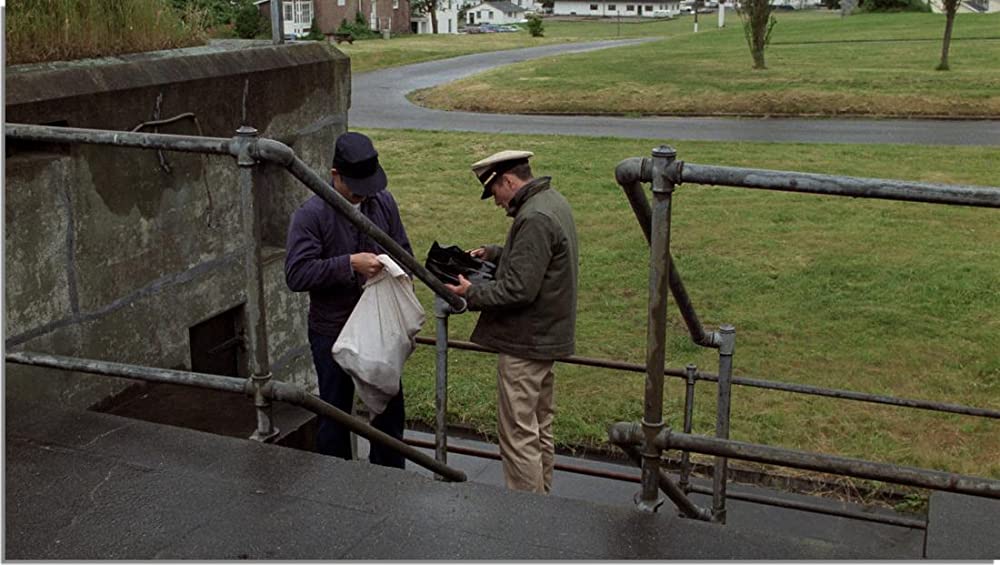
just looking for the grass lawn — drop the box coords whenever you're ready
[337,16,696,72]
[410,11,1000,117]
[359,128,1000,481]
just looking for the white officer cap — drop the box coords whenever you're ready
[471,150,534,199]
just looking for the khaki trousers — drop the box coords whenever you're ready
[497,354,556,493]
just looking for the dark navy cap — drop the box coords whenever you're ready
[332,132,387,197]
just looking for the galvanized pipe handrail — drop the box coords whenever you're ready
[615,442,713,520]
[4,351,468,482]
[3,123,468,313]
[409,433,926,529]
[672,162,1000,208]
[609,422,1000,500]
[5,351,249,393]
[4,123,236,156]
[414,336,1000,420]
[615,157,721,348]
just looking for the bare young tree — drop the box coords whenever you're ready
[737,0,777,69]
[936,0,960,70]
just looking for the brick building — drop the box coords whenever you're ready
[258,0,412,37]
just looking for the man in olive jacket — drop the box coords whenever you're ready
[445,150,579,493]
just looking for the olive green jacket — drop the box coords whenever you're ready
[466,177,579,360]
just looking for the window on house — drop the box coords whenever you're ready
[489,11,494,17]
[284,3,294,20]
[338,0,346,6]
[300,1,312,23]
[646,4,653,9]
[590,3,599,8]
[626,4,634,9]
[394,0,399,9]
[608,3,616,9]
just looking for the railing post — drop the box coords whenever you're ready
[679,363,697,492]
[636,145,677,513]
[235,125,278,442]
[713,324,736,522]
[433,295,451,478]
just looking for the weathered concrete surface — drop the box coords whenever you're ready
[5,41,345,405]
[5,403,873,560]
[925,491,1000,559]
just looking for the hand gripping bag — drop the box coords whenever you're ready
[332,254,426,416]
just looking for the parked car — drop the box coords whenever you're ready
[479,23,501,32]
[464,25,483,33]
[498,24,520,32]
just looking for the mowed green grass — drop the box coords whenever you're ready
[411,11,1000,117]
[337,16,694,72]
[361,128,1000,479]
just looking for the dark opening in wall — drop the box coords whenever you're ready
[190,304,248,378]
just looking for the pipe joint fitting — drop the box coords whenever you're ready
[233,125,259,167]
[614,157,653,185]
[718,325,736,355]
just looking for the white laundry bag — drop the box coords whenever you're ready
[332,254,425,417]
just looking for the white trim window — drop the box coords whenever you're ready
[393,0,399,9]
[284,3,294,20]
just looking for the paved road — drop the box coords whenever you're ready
[351,39,1000,146]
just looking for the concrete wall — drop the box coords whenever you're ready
[5,40,349,407]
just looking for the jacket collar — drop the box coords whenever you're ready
[506,176,551,217]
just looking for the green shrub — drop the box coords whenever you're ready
[526,13,544,37]
[303,17,325,40]
[337,13,381,40]
[234,1,270,38]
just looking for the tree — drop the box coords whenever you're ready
[936,0,960,70]
[737,0,776,69]
[234,1,269,38]
[526,13,544,37]
[412,0,441,33]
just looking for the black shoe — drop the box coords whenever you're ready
[425,241,496,285]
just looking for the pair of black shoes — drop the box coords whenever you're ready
[425,241,497,286]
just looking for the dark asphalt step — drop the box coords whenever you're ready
[6,401,893,560]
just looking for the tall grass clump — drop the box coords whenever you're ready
[7,0,209,66]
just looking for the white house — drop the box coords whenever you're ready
[255,0,315,37]
[412,0,461,33]
[929,0,999,12]
[465,1,527,25]
[553,0,681,16]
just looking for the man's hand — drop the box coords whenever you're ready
[468,247,488,259]
[350,252,384,278]
[444,274,472,296]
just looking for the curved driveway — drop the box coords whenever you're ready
[351,39,1000,146]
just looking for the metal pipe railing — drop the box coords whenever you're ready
[615,157,720,349]
[433,296,451,476]
[636,146,678,512]
[414,337,1000,420]
[678,364,697,492]
[672,162,1000,208]
[407,434,925,529]
[5,351,468,482]
[616,442,713,520]
[609,422,1000,500]
[235,125,278,441]
[712,325,736,522]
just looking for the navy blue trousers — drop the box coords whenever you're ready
[308,329,406,469]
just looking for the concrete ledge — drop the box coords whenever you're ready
[5,41,348,107]
[926,491,1000,559]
